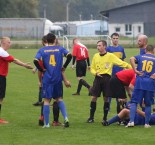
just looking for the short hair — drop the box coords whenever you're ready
[97,40,107,47]
[146,45,154,52]
[73,38,79,44]
[0,37,10,46]
[42,35,47,46]
[111,32,119,38]
[46,33,56,44]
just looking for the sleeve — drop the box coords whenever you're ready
[0,50,14,62]
[90,55,97,75]
[72,45,77,56]
[112,54,131,69]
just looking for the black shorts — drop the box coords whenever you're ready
[0,75,6,99]
[76,60,87,77]
[109,75,127,99]
[91,74,111,97]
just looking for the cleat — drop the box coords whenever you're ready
[102,121,109,126]
[52,121,62,126]
[64,119,69,128]
[144,124,151,128]
[38,115,44,126]
[42,123,50,128]
[72,92,80,96]
[125,122,134,128]
[86,118,94,123]
[0,119,9,124]
[33,101,43,106]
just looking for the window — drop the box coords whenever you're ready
[115,27,120,32]
[125,24,132,35]
[138,26,141,33]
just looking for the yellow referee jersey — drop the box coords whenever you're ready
[91,52,131,76]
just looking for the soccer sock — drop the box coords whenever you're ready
[145,106,151,124]
[77,80,82,94]
[40,102,44,116]
[53,101,59,122]
[108,115,120,125]
[108,97,112,111]
[38,87,42,102]
[58,101,68,120]
[43,105,50,125]
[103,102,109,121]
[90,101,96,119]
[80,79,90,89]
[117,101,121,114]
[129,103,137,123]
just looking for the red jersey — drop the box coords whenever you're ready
[72,42,89,61]
[116,69,136,86]
[0,47,14,76]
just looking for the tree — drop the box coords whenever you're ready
[0,0,39,18]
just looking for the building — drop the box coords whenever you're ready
[54,20,108,36]
[100,0,155,37]
[0,18,62,38]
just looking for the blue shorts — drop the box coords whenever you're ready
[131,89,154,106]
[42,81,63,99]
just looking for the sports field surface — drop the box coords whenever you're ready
[0,48,154,145]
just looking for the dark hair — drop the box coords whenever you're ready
[111,32,119,38]
[146,45,154,52]
[46,33,56,44]
[42,35,47,46]
[97,40,107,47]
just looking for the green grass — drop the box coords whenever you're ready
[0,48,154,145]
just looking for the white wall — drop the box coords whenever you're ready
[108,23,144,37]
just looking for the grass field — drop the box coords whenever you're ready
[0,48,155,145]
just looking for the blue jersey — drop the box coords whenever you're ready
[35,45,69,84]
[134,53,155,91]
[106,45,126,75]
[140,48,146,55]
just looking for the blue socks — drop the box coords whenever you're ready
[145,106,151,124]
[58,101,68,120]
[129,103,137,122]
[43,105,50,125]
[108,115,120,124]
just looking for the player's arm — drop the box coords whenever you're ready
[130,56,143,76]
[62,72,71,88]
[33,59,44,72]
[13,58,33,69]
[125,86,132,99]
[113,55,131,69]
[62,53,72,71]
[86,57,90,70]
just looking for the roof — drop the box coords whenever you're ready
[100,0,152,16]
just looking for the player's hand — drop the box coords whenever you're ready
[32,68,37,74]
[71,65,75,70]
[96,73,103,78]
[150,73,155,79]
[64,80,71,88]
[135,69,143,76]
[24,63,33,69]
[87,66,90,71]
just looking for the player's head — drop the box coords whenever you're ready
[42,35,47,46]
[145,45,154,54]
[97,40,107,53]
[73,38,79,45]
[46,33,56,44]
[137,34,148,48]
[111,32,119,46]
[0,37,11,50]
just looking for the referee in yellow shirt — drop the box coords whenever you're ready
[87,40,131,124]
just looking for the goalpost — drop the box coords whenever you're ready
[63,35,111,51]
